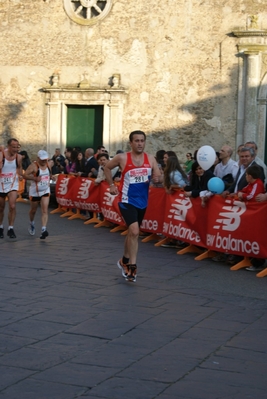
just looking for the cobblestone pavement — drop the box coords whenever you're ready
[0,202,266,399]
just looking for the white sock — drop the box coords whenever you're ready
[41,227,46,232]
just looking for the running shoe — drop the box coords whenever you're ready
[7,228,16,239]
[40,230,49,239]
[117,259,129,278]
[126,265,137,282]
[28,223,35,236]
[0,227,3,239]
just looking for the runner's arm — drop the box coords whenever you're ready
[24,163,41,182]
[104,154,124,195]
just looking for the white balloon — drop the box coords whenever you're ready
[197,145,216,171]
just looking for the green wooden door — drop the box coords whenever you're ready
[66,105,103,152]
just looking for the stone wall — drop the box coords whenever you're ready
[1,0,267,160]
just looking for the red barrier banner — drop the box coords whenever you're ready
[205,195,267,258]
[162,190,207,247]
[56,175,100,212]
[99,182,124,225]
[140,187,166,233]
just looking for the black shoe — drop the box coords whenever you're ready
[0,227,3,238]
[7,228,16,238]
[40,230,49,239]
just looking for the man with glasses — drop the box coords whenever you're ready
[0,138,23,239]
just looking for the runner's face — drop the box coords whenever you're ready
[130,135,146,154]
[8,141,20,155]
[38,158,48,166]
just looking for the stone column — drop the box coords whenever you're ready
[45,97,61,156]
[243,51,260,143]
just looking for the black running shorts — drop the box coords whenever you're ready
[118,202,146,227]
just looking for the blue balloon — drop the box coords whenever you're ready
[207,177,225,194]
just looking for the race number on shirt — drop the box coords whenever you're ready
[129,168,149,184]
[0,173,14,184]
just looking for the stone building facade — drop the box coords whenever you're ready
[1,0,267,161]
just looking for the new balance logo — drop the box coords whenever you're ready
[103,188,116,206]
[57,177,70,195]
[77,179,92,200]
[214,199,246,231]
[168,194,192,221]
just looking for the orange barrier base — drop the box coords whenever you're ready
[195,249,218,261]
[177,244,204,255]
[140,233,160,243]
[68,209,87,220]
[256,267,267,278]
[110,225,127,233]
[50,205,66,214]
[230,257,252,270]
[154,237,169,247]
[94,220,113,228]
[60,209,75,218]
[84,213,100,225]
[121,229,129,236]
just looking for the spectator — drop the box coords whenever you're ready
[75,151,86,176]
[184,161,214,198]
[51,148,65,174]
[94,145,106,159]
[94,153,119,184]
[183,152,194,174]
[82,148,99,178]
[210,151,220,173]
[65,149,78,175]
[19,150,31,171]
[155,149,165,170]
[222,146,264,196]
[214,145,238,189]
[237,165,265,201]
[163,150,178,168]
[244,140,267,184]
[19,150,31,198]
[164,156,189,193]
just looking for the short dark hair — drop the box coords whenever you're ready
[97,152,109,161]
[246,165,261,179]
[129,130,146,142]
[8,138,19,146]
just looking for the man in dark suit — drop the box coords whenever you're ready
[81,148,99,178]
[222,146,265,196]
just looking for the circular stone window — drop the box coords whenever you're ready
[64,0,113,26]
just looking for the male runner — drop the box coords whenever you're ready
[104,130,162,282]
[24,150,52,239]
[0,138,23,239]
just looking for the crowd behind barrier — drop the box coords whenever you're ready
[54,175,267,277]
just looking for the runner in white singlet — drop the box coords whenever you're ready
[24,150,54,240]
[0,138,23,239]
